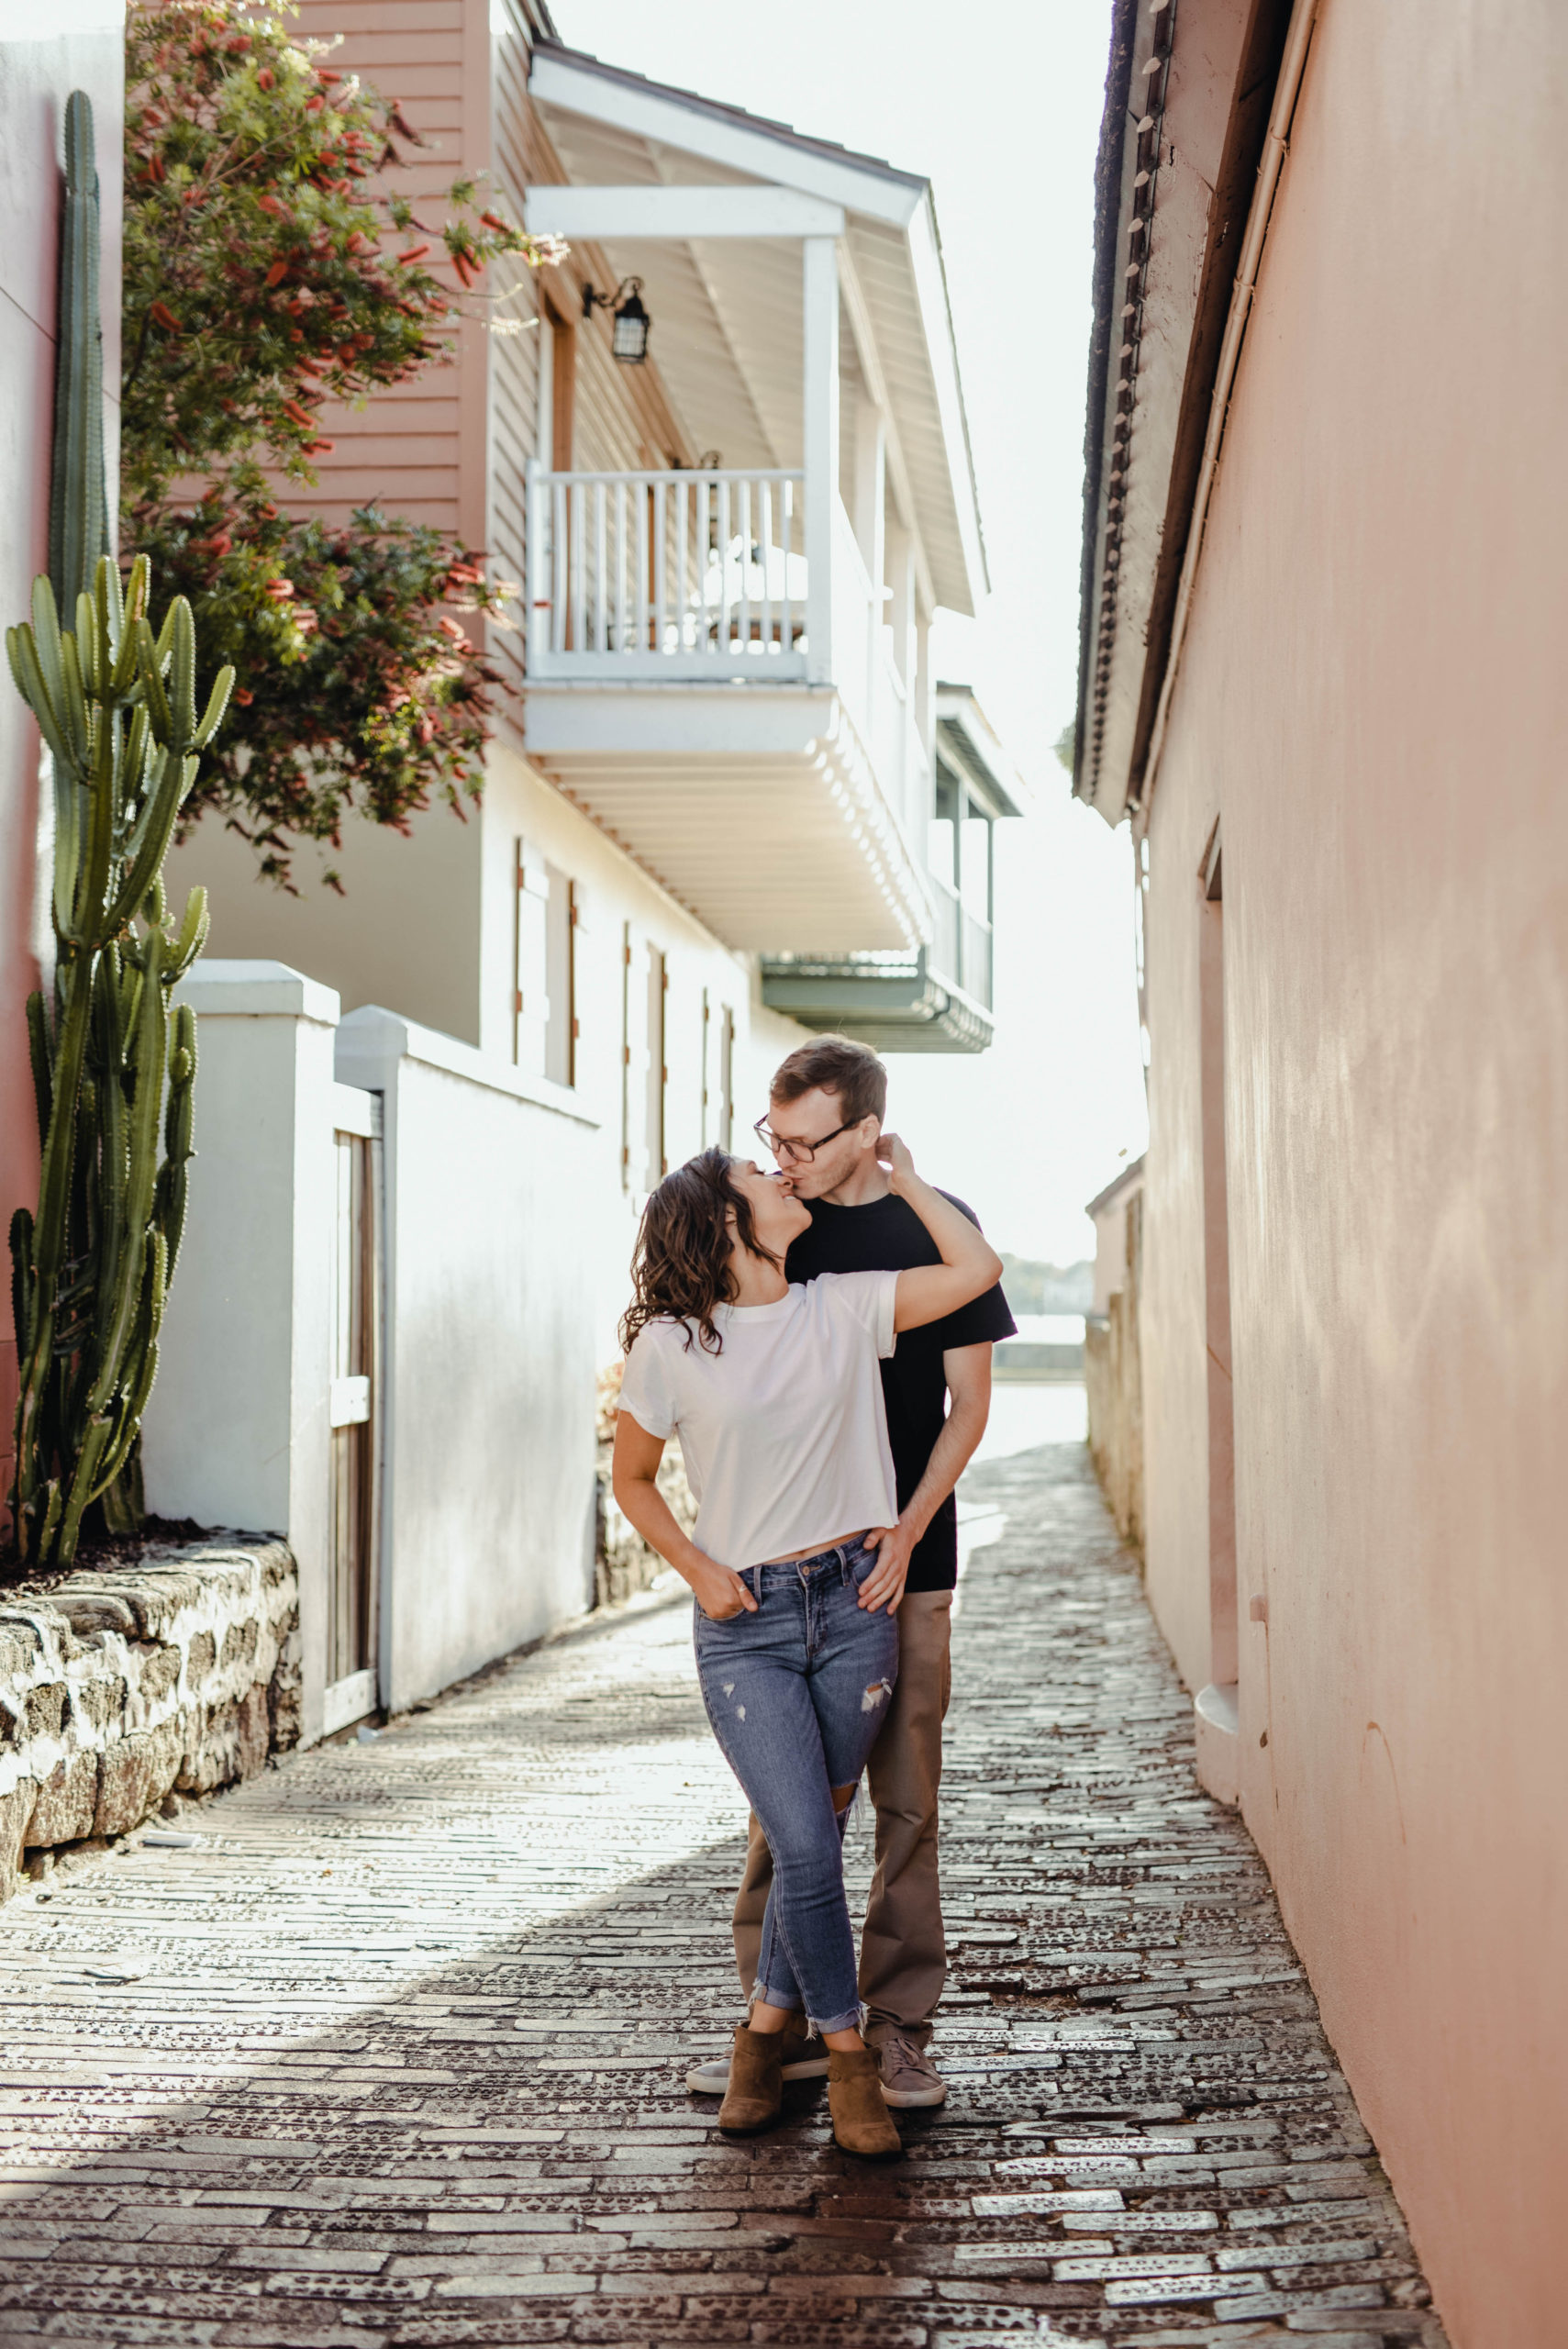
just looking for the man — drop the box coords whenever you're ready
[686,1033,1016,2109]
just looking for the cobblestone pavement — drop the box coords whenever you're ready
[0,1442,1448,2349]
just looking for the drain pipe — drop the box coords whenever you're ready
[1138,0,1322,815]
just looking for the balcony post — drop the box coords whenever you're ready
[525,458,548,674]
[802,235,839,687]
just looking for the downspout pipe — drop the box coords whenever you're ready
[1137,0,1321,818]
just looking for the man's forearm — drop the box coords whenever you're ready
[898,1395,988,1542]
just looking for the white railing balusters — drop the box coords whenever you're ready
[717,476,732,663]
[550,476,566,654]
[653,478,666,655]
[760,480,773,662]
[529,468,806,681]
[570,480,585,655]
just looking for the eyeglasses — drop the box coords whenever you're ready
[753,1114,862,1165]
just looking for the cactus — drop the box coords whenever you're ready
[6,557,233,1567]
[50,91,110,619]
[3,90,230,1568]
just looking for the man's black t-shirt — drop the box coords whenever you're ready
[784,1192,1016,1592]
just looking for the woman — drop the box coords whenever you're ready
[612,1132,1001,2155]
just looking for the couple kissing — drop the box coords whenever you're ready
[612,1033,1016,2157]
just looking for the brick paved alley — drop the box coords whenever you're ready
[0,1443,1448,2349]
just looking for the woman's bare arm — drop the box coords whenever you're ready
[878,1134,1005,1334]
[611,1408,758,1617]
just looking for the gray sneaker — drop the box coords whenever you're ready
[685,2026,829,2095]
[869,2023,948,2109]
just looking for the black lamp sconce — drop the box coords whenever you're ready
[582,277,651,364]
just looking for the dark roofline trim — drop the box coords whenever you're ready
[530,39,928,194]
[1127,0,1294,809]
[1073,0,1296,819]
[1072,0,1140,807]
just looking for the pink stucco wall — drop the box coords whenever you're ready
[1138,5,1568,2343]
[0,24,124,1520]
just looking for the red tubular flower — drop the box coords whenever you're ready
[282,399,315,427]
[397,243,430,264]
[264,261,289,289]
[150,300,181,333]
[257,67,274,89]
[257,194,287,217]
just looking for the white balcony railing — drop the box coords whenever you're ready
[929,874,994,1008]
[526,464,807,681]
[524,462,939,931]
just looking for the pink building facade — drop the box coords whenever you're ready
[0,18,124,1529]
[1076,3,1567,2343]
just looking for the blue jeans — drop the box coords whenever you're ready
[693,1536,900,2034]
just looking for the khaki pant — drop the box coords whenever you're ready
[732,1587,952,2039]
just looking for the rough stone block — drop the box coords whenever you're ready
[24,1681,67,1739]
[27,1750,99,1846]
[95,1718,184,1837]
[52,1592,138,1636]
[68,1675,128,1732]
[181,1683,272,1793]
[0,1623,44,1680]
[0,1779,37,1883]
[270,1621,304,1753]
[139,1642,185,1709]
[187,1631,217,1681]
[221,1618,260,1673]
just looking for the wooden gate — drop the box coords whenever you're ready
[322,1084,383,1736]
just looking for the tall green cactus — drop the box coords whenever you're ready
[7,559,232,1566]
[50,91,110,618]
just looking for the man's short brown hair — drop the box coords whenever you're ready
[770,1034,887,1126]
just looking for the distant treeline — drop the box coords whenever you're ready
[998,1254,1094,1313]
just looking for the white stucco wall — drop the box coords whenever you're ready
[140,964,339,1747]
[336,1008,606,1711]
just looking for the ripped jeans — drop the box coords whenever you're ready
[693,1535,899,2034]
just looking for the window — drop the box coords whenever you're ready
[718,1005,735,1152]
[514,842,576,1086]
[544,863,576,1088]
[646,946,667,1184]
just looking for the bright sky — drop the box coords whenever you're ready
[553,0,1149,1263]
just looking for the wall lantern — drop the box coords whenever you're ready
[583,277,651,365]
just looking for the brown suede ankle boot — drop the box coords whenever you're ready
[717,2023,785,2133]
[828,2043,902,2157]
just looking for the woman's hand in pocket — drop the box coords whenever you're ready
[857,1521,915,1614]
[691,1559,759,1621]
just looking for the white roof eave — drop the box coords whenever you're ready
[528,43,986,617]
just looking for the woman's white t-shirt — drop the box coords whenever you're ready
[617,1272,900,1569]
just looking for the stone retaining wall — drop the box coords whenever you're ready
[0,1538,299,1896]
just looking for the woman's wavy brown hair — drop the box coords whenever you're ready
[619,1148,781,1356]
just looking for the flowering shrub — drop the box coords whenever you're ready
[124,0,561,885]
